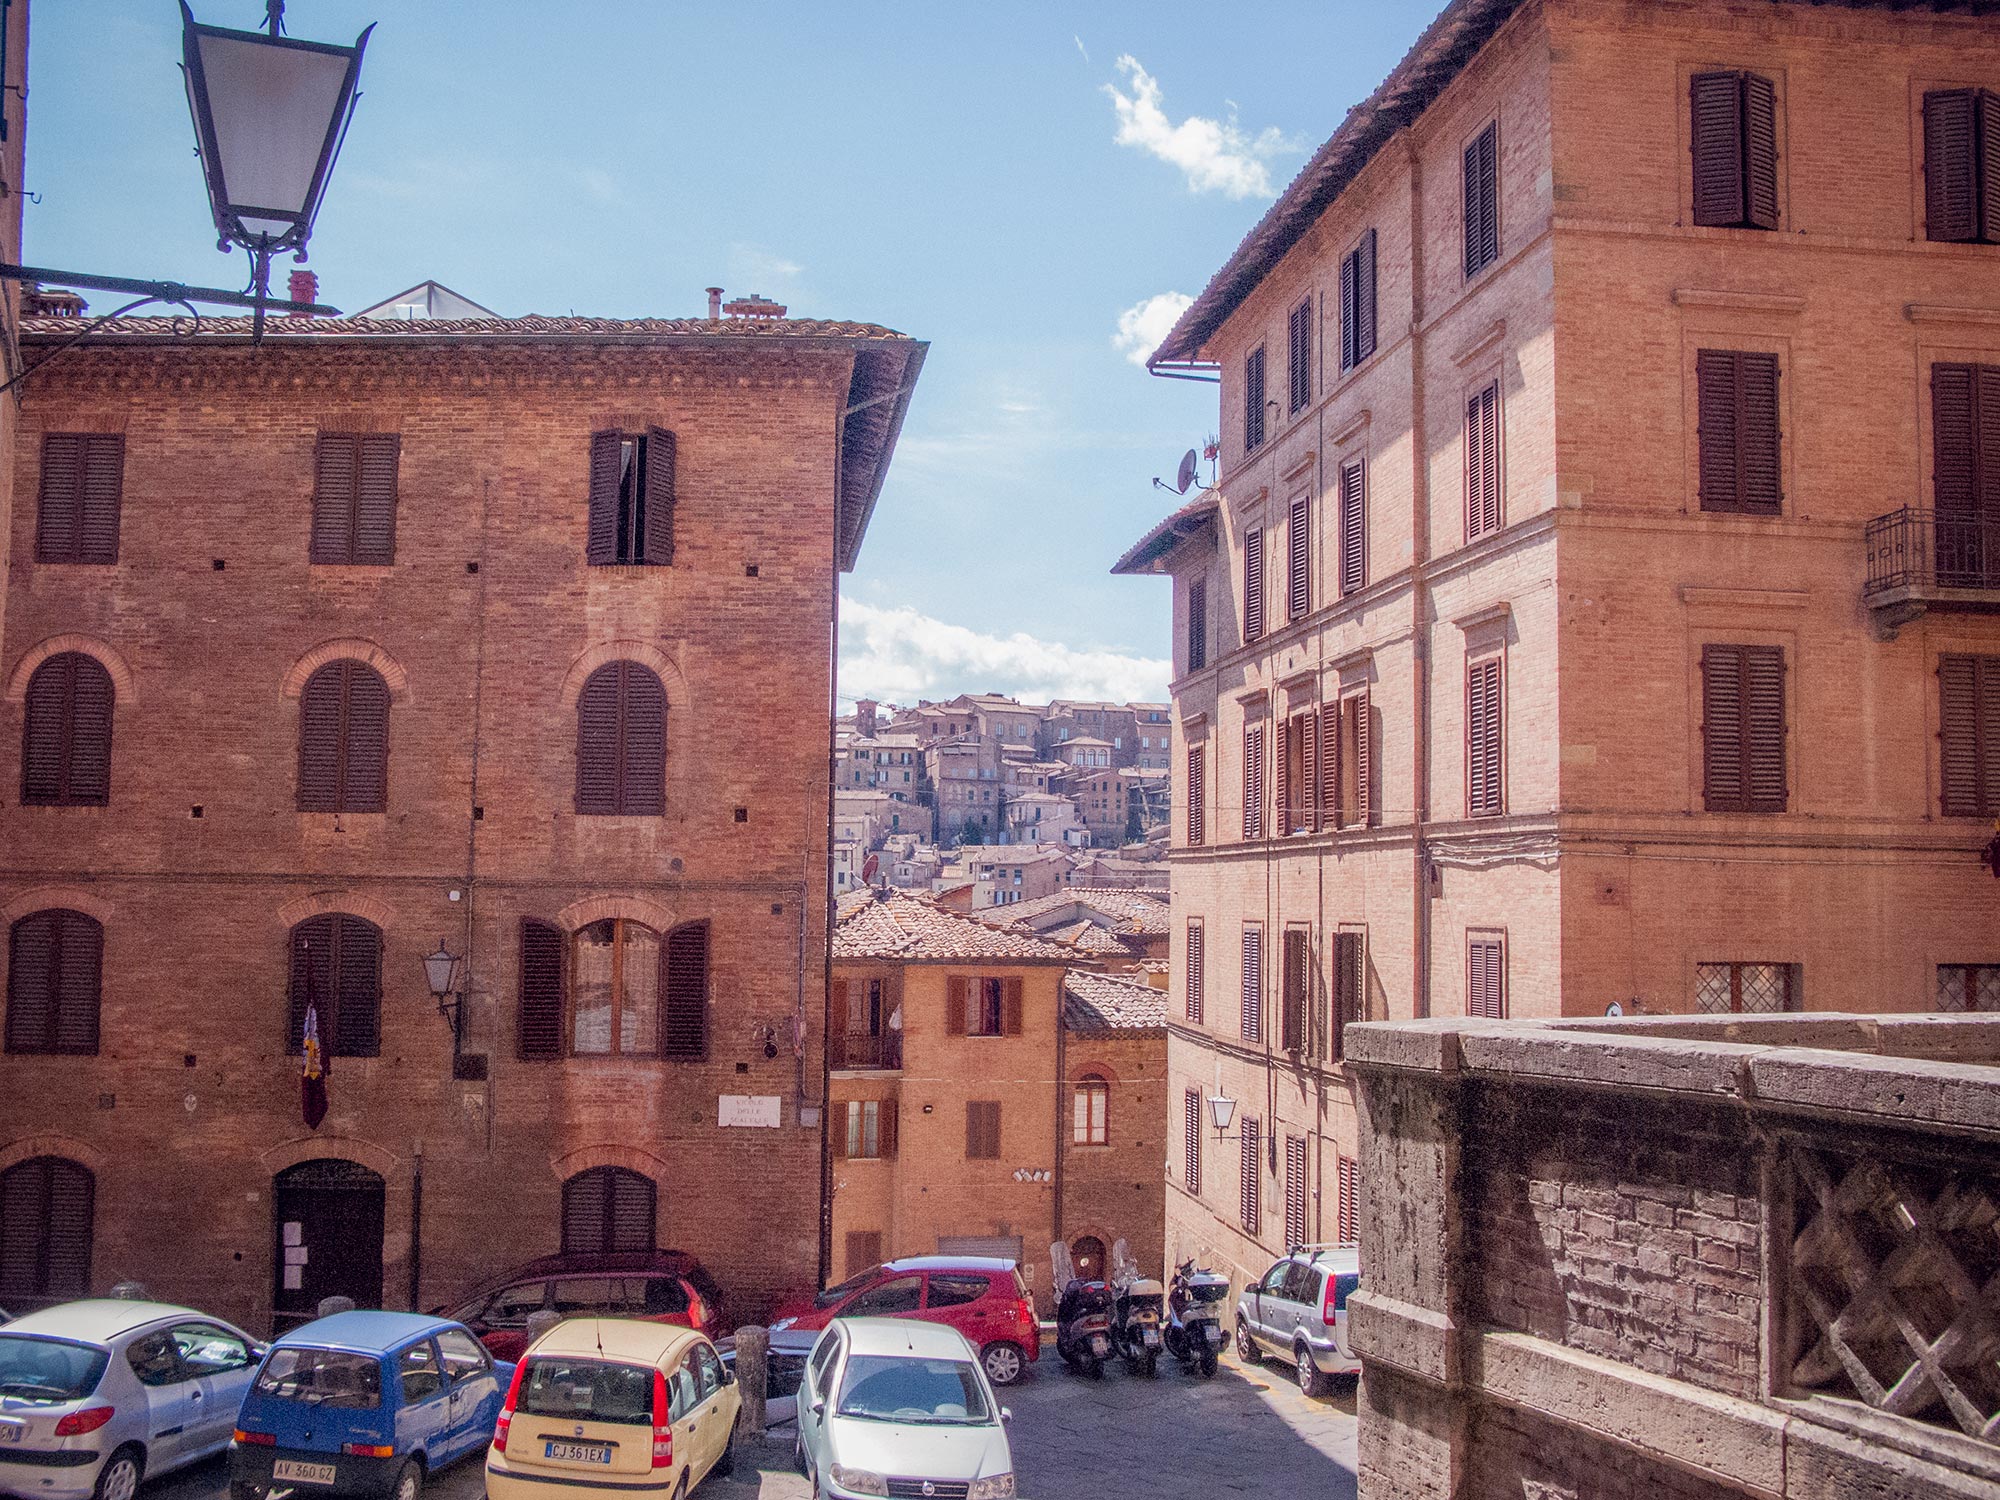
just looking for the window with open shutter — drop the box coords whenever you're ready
[5,910,102,1056]
[1241,924,1263,1043]
[1337,1155,1359,1244]
[1467,935,1506,1019]
[518,918,565,1059]
[1186,919,1205,1023]
[21,653,113,807]
[1930,363,2000,589]
[1463,122,1499,277]
[34,434,123,565]
[310,434,400,565]
[662,921,709,1059]
[1275,720,1291,837]
[585,430,678,565]
[1281,927,1310,1053]
[1691,71,1780,229]
[1938,655,2000,816]
[1287,298,1312,414]
[1287,495,1310,621]
[287,914,382,1059]
[1242,722,1266,840]
[575,661,667,815]
[1284,1136,1308,1250]
[1923,90,2000,244]
[1465,383,1501,540]
[1332,931,1363,1062]
[1466,656,1504,818]
[1187,743,1206,847]
[1073,1075,1109,1146]
[297,660,390,813]
[1697,349,1782,514]
[1239,1116,1261,1235]
[1244,527,1265,643]
[1183,1089,1202,1193]
[1186,573,1208,672]
[1338,460,1367,596]
[1244,346,1267,453]
[1701,644,1788,812]
[561,1167,656,1254]
[0,1156,94,1308]
[1340,230,1377,372]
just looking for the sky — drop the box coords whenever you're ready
[25,2,1436,707]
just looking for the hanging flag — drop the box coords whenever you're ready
[301,1002,328,1130]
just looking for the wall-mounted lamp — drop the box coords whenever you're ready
[421,939,463,1056]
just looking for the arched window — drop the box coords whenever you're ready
[0,1156,94,1307]
[297,660,390,812]
[1070,1234,1106,1284]
[21,652,114,806]
[6,910,102,1055]
[1073,1074,1109,1146]
[571,918,660,1055]
[561,1167,656,1254]
[547,918,706,1060]
[288,914,382,1058]
[575,662,666,815]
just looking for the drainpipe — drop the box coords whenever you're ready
[1405,132,1435,1020]
[408,1142,424,1311]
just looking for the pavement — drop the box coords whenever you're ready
[143,1345,1356,1500]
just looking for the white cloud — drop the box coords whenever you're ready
[1113,291,1194,367]
[1103,56,1290,199]
[1074,34,1090,63]
[839,598,1169,707]
[727,243,804,286]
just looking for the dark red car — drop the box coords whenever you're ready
[442,1250,726,1362]
[771,1255,1041,1385]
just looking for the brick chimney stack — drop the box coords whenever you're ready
[706,287,723,321]
[287,269,319,319]
[723,292,787,320]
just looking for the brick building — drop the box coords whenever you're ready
[0,306,924,1327]
[1058,971,1167,1285]
[1116,0,2000,1287]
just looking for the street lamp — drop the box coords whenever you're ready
[181,1,372,339]
[1205,1094,1238,1138]
[421,940,463,1054]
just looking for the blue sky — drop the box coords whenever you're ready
[26,3,1431,706]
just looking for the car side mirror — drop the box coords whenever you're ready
[811,1398,826,1416]
[1000,1407,1012,1424]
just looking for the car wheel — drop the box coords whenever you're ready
[1235,1319,1258,1363]
[981,1340,1025,1387]
[93,1447,142,1500]
[392,1459,421,1500]
[713,1411,738,1477]
[1296,1345,1330,1398]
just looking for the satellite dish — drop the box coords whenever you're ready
[1175,448,1199,494]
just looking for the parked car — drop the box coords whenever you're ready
[485,1319,739,1500]
[1233,1245,1362,1396]
[0,1298,263,1500]
[441,1252,725,1364]
[229,1311,510,1500]
[770,1256,1039,1388]
[794,1317,1016,1500]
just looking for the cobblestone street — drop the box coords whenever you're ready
[143,1347,1357,1500]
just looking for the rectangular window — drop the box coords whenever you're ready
[1695,962,1795,1014]
[1466,655,1505,818]
[1186,574,1208,672]
[1696,349,1782,515]
[1183,1089,1202,1193]
[1244,527,1266,643]
[34,434,124,565]
[846,1099,881,1159]
[1244,346,1267,453]
[1339,229,1377,372]
[1465,382,1501,540]
[1332,931,1363,1062]
[1281,927,1310,1053]
[1239,1116,1262,1236]
[1276,708,1316,835]
[1241,924,1264,1043]
[1924,89,2000,243]
[587,428,676,565]
[1186,920,1205,1024]
[1316,689,1372,829]
[1337,460,1366,596]
[1073,1079,1108,1145]
[1690,71,1780,230]
[1287,298,1312,414]
[1187,743,1206,846]
[1463,121,1499,277]
[1937,964,2000,1012]
[966,1100,1002,1159]
[1337,1155,1359,1244]
[1284,1136,1308,1250]
[1939,655,2000,816]
[1242,721,1266,840]
[1467,934,1506,1019]
[1287,495,1310,621]
[1701,644,1788,812]
[310,433,400,565]
[1931,363,2000,589]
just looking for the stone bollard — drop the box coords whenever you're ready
[523,1309,563,1348]
[733,1325,768,1439]
[316,1295,357,1319]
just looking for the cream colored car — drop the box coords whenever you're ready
[485,1320,739,1500]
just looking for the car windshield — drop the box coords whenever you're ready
[253,1347,382,1409]
[836,1355,990,1426]
[514,1357,653,1425]
[0,1335,109,1402]
[812,1265,883,1310]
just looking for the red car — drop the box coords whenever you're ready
[771,1255,1041,1385]
[442,1250,727,1362]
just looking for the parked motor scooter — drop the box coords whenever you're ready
[1049,1241,1113,1378]
[1108,1238,1166,1378]
[1164,1259,1230,1377]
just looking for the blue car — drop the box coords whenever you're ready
[229,1312,513,1500]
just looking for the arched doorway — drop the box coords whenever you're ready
[0,1156,95,1310]
[273,1159,384,1330]
[561,1167,657,1253]
[1071,1234,1107,1284]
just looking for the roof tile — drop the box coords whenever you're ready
[1064,971,1169,1033]
[834,889,1078,963]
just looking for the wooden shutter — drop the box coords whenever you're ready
[354,435,400,565]
[586,431,623,564]
[2,912,95,1056]
[1241,924,1263,1042]
[830,978,850,1044]
[1274,719,1291,835]
[1186,921,1204,1023]
[1743,72,1779,230]
[310,435,358,563]
[1466,383,1500,539]
[1337,1155,1359,1243]
[1463,122,1498,277]
[0,1157,95,1304]
[1983,91,2000,243]
[1284,1136,1308,1250]
[1281,929,1307,1052]
[611,1171,656,1250]
[575,663,622,814]
[518,919,566,1059]
[1239,1117,1261,1234]
[1466,657,1504,817]
[642,428,676,565]
[1332,931,1363,1061]
[619,664,668,815]
[1187,744,1206,846]
[1339,247,1358,373]
[1924,89,1979,242]
[1244,527,1265,643]
[1468,937,1505,1019]
[297,663,343,811]
[880,1098,899,1159]
[966,1101,1000,1160]
[1352,688,1373,827]
[561,1170,607,1252]
[1356,228,1378,363]
[339,665,390,813]
[23,654,113,807]
[1302,708,1320,833]
[1186,574,1208,672]
[1244,346,1266,452]
[1938,655,2000,817]
[1338,460,1366,596]
[334,916,382,1057]
[1002,977,1024,1036]
[1243,722,1265,839]
[1702,644,1787,812]
[833,1101,852,1160]
[1287,298,1311,414]
[1183,1089,1201,1192]
[35,434,122,565]
[1697,349,1782,515]
[1287,495,1310,620]
[662,922,708,1059]
[287,915,333,1054]
[945,975,969,1035]
[1319,701,1341,829]
[1691,71,1747,226]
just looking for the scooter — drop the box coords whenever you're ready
[1049,1242,1113,1378]
[1108,1238,1166,1378]
[1164,1259,1230,1377]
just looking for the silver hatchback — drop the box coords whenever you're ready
[1233,1246,1361,1397]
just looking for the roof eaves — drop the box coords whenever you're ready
[1110,492,1220,576]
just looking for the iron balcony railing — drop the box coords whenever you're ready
[830,1030,901,1071]
[1864,507,2000,597]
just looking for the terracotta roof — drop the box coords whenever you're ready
[994,887,1171,936]
[1064,971,1169,1033]
[20,313,909,342]
[1110,492,1219,576]
[1050,921,1137,957]
[833,889,1076,963]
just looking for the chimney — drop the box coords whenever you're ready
[722,292,787,320]
[287,269,319,319]
[706,287,723,322]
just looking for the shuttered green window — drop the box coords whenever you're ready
[21,653,114,807]
[561,1167,656,1253]
[1691,71,1780,229]
[1701,644,1788,813]
[1239,1115,1261,1235]
[1938,654,2000,817]
[1185,919,1204,1023]
[310,434,400,564]
[0,1157,94,1308]
[287,913,382,1058]
[5,910,102,1055]
[1697,350,1782,514]
[297,660,390,813]
[1923,89,2000,244]
[575,661,667,815]
[1463,123,1499,277]
[34,435,124,565]
[1186,573,1208,672]
[587,429,677,565]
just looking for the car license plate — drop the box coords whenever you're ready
[1089,1336,1108,1356]
[272,1461,337,1485]
[1142,1328,1161,1346]
[543,1442,611,1464]
[1205,1324,1225,1345]
[0,1420,23,1445]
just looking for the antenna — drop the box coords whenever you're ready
[1151,448,1200,496]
